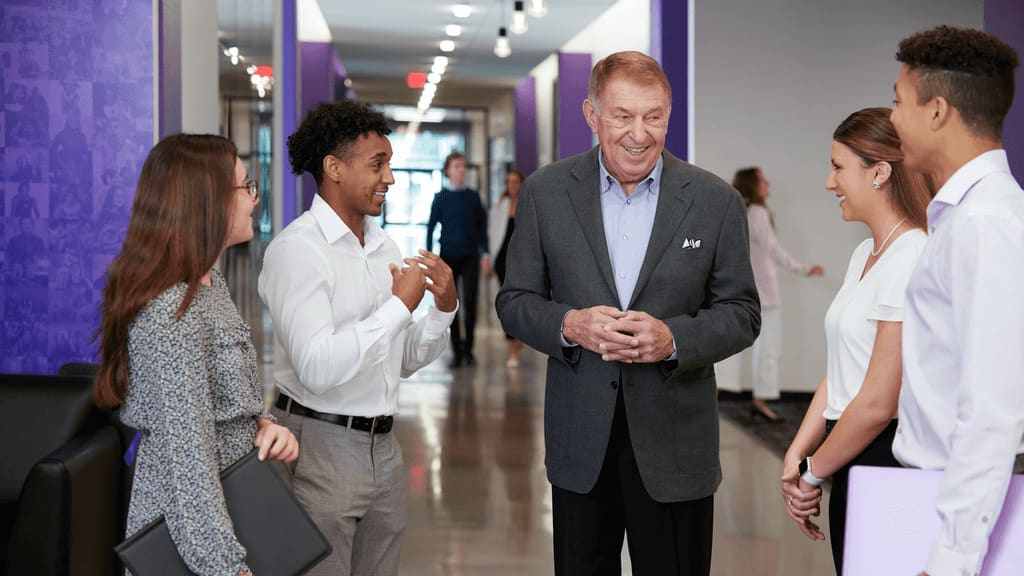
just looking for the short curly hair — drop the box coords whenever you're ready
[896,26,1018,140]
[287,100,392,185]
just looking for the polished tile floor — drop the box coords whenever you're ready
[390,307,836,575]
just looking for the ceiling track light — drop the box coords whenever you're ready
[440,39,455,52]
[494,27,511,58]
[452,3,472,18]
[527,0,547,18]
[511,1,527,34]
[445,24,462,37]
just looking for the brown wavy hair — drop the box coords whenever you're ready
[93,134,238,407]
[832,107,931,230]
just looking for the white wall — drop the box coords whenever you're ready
[561,0,650,65]
[530,54,558,168]
[697,0,981,392]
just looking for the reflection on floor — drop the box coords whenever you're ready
[392,319,836,575]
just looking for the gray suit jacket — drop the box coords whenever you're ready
[496,147,760,502]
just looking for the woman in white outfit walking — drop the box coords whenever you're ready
[734,167,824,421]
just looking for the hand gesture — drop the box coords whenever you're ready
[390,260,427,312]
[254,420,299,462]
[600,310,675,363]
[481,256,493,277]
[780,456,824,540]
[561,306,630,356]
[407,250,457,312]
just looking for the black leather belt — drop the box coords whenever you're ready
[275,393,393,434]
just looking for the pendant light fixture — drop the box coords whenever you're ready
[510,1,528,34]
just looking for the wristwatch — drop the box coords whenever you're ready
[799,456,825,487]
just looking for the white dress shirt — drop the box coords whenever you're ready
[894,150,1024,576]
[258,194,456,417]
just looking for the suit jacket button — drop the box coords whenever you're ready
[610,380,619,389]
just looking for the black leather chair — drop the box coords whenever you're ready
[0,372,130,576]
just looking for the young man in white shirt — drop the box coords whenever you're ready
[259,101,457,576]
[888,25,1023,576]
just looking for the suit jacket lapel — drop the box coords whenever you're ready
[567,149,618,302]
[627,154,695,309]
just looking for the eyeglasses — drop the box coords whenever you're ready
[236,179,259,201]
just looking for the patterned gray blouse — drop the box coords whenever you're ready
[120,269,269,576]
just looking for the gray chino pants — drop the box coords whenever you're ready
[274,408,406,576]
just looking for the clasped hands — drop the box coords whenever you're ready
[562,305,674,363]
[389,249,458,313]
[780,456,825,541]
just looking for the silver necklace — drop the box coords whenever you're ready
[871,218,906,256]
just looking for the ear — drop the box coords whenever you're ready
[874,161,893,187]
[930,96,953,131]
[582,98,599,134]
[322,154,343,184]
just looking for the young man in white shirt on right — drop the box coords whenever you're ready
[888,25,1023,576]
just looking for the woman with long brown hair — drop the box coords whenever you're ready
[781,108,932,575]
[489,169,526,366]
[94,134,298,576]
[733,166,824,421]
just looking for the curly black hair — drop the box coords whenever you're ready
[897,26,1018,139]
[286,100,392,185]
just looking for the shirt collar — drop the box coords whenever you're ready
[310,193,385,249]
[597,149,663,196]
[932,149,1011,207]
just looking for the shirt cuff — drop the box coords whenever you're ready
[664,337,678,361]
[380,295,414,333]
[560,310,578,348]
[428,299,459,323]
[925,541,984,576]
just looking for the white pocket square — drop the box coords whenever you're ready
[681,238,702,249]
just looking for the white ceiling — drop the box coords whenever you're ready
[217,0,617,106]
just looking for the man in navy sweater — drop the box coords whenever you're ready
[427,151,489,367]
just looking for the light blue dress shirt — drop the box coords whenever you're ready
[599,151,663,309]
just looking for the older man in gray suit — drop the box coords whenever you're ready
[496,51,760,575]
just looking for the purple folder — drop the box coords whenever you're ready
[844,465,1024,575]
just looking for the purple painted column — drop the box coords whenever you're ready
[558,52,593,160]
[280,0,299,225]
[514,76,538,176]
[300,42,334,210]
[0,0,154,373]
[985,0,1024,180]
[650,0,689,161]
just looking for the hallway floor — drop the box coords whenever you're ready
[390,318,836,575]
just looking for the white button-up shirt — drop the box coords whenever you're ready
[894,150,1024,576]
[258,194,455,417]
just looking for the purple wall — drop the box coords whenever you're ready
[300,42,334,211]
[280,0,299,225]
[557,52,592,160]
[0,0,154,373]
[985,0,1023,180]
[651,0,689,161]
[514,75,538,176]
[298,42,348,209]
